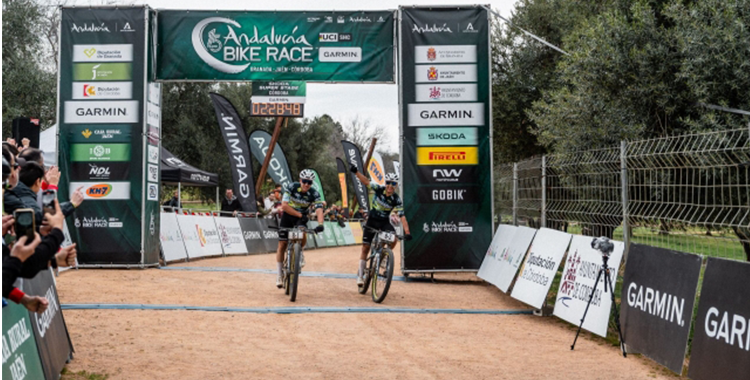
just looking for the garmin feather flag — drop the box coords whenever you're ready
[341,140,368,211]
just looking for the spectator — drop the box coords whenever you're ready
[221,188,242,216]
[18,147,83,216]
[352,209,364,219]
[4,161,45,225]
[163,190,182,211]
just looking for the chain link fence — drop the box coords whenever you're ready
[495,128,750,262]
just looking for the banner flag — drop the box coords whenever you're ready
[367,151,386,186]
[553,235,625,337]
[688,258,750,380]
[248,129,293,189]
[310,168,326,203]
[510,228,572,309]
[336,157,349,214]
[156,11,395,82]
[477,224,517,284]
[621,244,702,374]
[20,270,74,380]
[341,140,368,211]
[399,6,493,271]
[58,7,149,265]
[210,93,257,212]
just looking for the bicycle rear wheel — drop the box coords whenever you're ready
[283,250,290,296]
[371,248,394,303]
[289,242,302,302]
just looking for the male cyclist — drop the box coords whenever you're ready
[350,166,412,287]
[276,169,325,288]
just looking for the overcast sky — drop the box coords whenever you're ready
[72,0,518,152]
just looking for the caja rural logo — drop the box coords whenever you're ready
[192,17,314,74]
[86,183,112,198]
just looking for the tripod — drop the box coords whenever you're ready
[570,255,627,357]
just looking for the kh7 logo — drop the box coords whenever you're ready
[86,183,112,198]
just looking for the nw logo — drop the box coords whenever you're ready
[434,169,462,178]
[82,129,93,139]
[84,48,96,58]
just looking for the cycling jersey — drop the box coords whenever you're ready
[282,182,324,215]
[368,183,404,220]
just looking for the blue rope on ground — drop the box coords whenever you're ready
[61,303,534,315]
[160,266,409,282]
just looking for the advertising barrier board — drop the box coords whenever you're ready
[495,226,537,293]
[160,212,188,262]
[214,217,246,255]
[511,228,572,309]
[238,217,266,254]
[477,224,517,284]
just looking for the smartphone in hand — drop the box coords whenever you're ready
[13,209,35,244]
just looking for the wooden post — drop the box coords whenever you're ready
[255,116,285,198]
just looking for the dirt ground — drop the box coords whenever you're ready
[56,244,677,379]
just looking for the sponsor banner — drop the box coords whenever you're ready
[147,183,158,201]
[156,11,395,82]
[147,102,160,127]
[147,126,159,145]
[341,223,357,245]
[147,144,159,164]
[415,83,478,102]
[160,212,188,262]
[415,45,477,63]
[2,301,46,380]
[252,81,306,103]
[322,222,339,246]
[238,217,267,254]
[211,93,257,212]
[414,64,477,83]
[417,186,479,203]
[418,165,478,184]
[72,62,132,81]
[70,162,130,181]
[148,82,161,106]
[416,147,478,165]
[493,226,537,293]
[260,219,280,253]
[368,151,387,186]
[350,221,363,244]
[331,222,346,246]
[553,235,626,337]
[20,269,74,380]
[688,258,750,380]
[336,158,349,212]
[215,217,247,255]
[310,168,327,202]
[68,124,132,143]
[309,221,327,248]
[476,224,517,284]
[177,214,223,258]
[510,228,572,309]
[72,81,133,99]
[70,143,131,162]
[416,127,478,146]
[73,44,133,62]
[341,140,369,211]
[147,164,159,182]
[408,102,484,127]
[69,207,140,263]
[70,181,131,200]
[64,100,139,123]
[422,220,475,234]
[620,244,702,374]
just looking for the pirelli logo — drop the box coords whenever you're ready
[417,147,478,165]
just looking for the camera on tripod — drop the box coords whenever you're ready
[591,236,614,257]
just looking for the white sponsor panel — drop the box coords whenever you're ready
[73,44,133,62]
[160,212,188,262]
[494,227,538,293]
[408,102,484,127]
[511,228,573,309]
[415,45,477,63]
[70,181,130,200]
[251,96,306,104]
[147,183,159,201]
[148,83,161,106]
[147,144,159,164]
[147,164,159,182]
[64,100,139,123]
[147,102,161,128]
[477,224,517,283]
[319,47,362,62]
[553,235,625,337]
[415,64,477,83]
[214,217,247,255]
[177,215,223,258]
[72,82,132,99]
[415,83,478,102]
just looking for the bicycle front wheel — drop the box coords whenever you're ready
[371,248,394,303]
[289,242,302,302]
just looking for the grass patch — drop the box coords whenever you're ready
[61,367,109,380]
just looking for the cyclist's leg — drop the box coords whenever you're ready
[359,218,378,279]
[277,213,299,277]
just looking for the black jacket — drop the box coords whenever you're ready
[4,182,43,225]
[221,196,242,213]
[2,228,64,298]
[163,197,182,209]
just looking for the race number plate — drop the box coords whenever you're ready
[379,232,396,243]
[290,230,304,240]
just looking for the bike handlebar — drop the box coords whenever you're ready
[363,225,404,240]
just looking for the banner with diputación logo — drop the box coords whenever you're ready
[399,6,493,272]
[156,11,395,82]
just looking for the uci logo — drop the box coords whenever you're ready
[86,184,112,198]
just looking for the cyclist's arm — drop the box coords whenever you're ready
[400,215,411,235]
[354,171,370,187]
[281,202,302,218]
[315,207,324,224]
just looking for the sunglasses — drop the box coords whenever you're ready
[386,181,398,186]
[301,179,313,185]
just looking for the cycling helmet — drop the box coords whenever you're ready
[385,173,399,183]
[300,169,316,181]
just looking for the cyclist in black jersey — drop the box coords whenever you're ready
[275,169,325,288]
[350,165,412,286]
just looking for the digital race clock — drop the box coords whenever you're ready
[249,102,305,117]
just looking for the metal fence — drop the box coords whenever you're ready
[495,128,750,262]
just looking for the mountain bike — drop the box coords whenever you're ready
[359,226,402,303]
[275,225,317,302]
